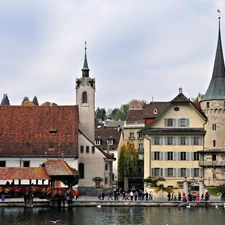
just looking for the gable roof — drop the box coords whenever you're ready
[95,124,122,151]
[0,167,50,180]
[140,92,206,134]
[129,100,143,110]
[143,102,168,119]
[126,109,144,122]
[0,106,79,157]
[43,160,77,176]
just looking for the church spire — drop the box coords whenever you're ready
[202,11,225,101]
[82,41,90,77]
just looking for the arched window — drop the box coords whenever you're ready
[207,102,210,108]
[82,92,87,103]
[79,163,84,179]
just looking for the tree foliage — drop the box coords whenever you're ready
[61,168,80,188]
[95,107,106,121]
[1,94,10,105]
[21,96,29,105]
[41,102,58,106]
[118,141,139,181]
[106,99,148,121]
[32,96,39,105]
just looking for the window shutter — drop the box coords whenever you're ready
[178,168,181,177]
[199,137,203,145]
[164,168,168,177]
[165,152,168,160]
[173,168,176,177]
[164,119,167,127]
[191,152,194,161]
[191,168,194,177]
[173,137,176,145]
[159,137,162,145]
[160,152,163,160]
[186,137,189,145]
[199,168,203,177]
[173,152,176,160]
[187,119,189,127]
[173,119,176,127]
[151,168,154,176]
[191,137,194,145]
[178,152,181,160]
[178,119,181,127]
[178,137,181,145]
[164,137,167,145]
[186,168,190,177]
[151,152,154,160]
[186,152,189,161]
[152,137,155,145]
[160,168,163,176]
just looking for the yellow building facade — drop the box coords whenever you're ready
[141,89,206,190]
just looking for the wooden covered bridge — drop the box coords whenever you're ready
[0,160,77,207]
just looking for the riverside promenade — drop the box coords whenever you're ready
[0,195,225,208]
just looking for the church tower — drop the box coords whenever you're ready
[200,14,225,185]
[76,43,95,142]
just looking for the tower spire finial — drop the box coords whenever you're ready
[82,41,90,77]
[217,9,221,20]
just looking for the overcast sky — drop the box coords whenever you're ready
[1,0,225,110]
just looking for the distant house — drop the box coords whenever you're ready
[95,123,123,188]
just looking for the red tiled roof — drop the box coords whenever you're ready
[129,100,142,110]
[0,167,50,180]
[95,124,121,152]
[126,110,144,122]
[143,102,168,119]
[0,106,79,157]
[43,160,77,176]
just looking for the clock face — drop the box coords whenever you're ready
[174,107,179,111]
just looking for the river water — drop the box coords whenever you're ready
[1,206,225,225]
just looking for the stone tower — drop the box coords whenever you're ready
[200,15,225,185]
[76,43,95,142]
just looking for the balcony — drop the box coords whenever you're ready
[199,160,225,167]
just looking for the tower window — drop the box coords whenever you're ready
[82,91,87,103]
[207,102,210,108]
[224,101,225,108]
[213,140,216,147]
[212,124,216,131]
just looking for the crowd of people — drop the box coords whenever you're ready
[97,189,153,201]
[167,191,210,202]
[97,189,212,202]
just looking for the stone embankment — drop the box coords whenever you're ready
[0,196,225,208]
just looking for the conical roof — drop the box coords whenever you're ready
[202,19,225,101]
[81,42,90,77]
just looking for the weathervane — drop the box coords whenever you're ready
[85,41,87,50]
[217,9,221,19]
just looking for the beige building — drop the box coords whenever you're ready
[76,45,115,194]
[123,100,145,189]
[140,89,206,190]
[199,17,225,186]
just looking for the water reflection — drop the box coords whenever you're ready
[1,206,225,225]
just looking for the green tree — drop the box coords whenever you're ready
[41,102,58,106]
[21,96,29,105]
[32,96,39,105]
[111,104,129,121]
[118,141,139,185]
[95,107,106,121]
[61,167,80,188]
[1,94,10,105]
